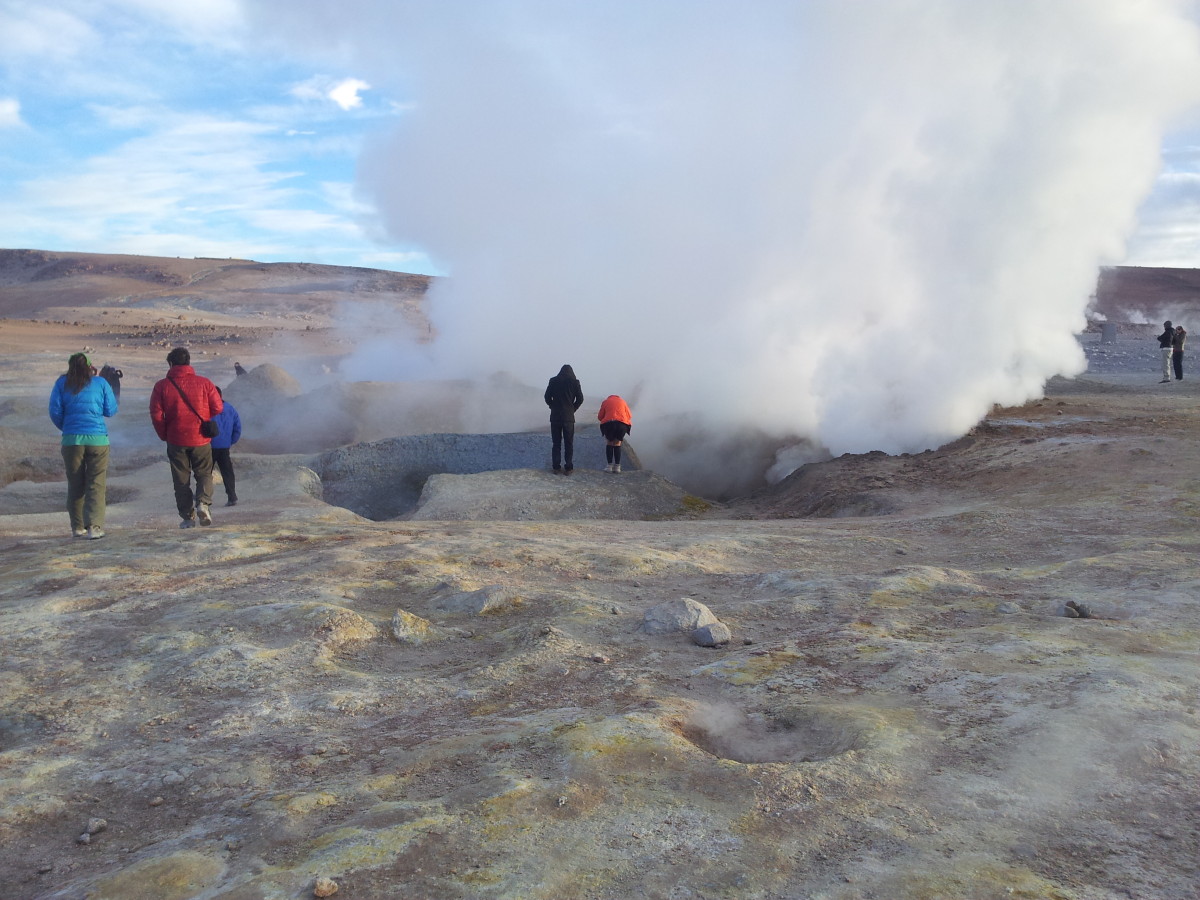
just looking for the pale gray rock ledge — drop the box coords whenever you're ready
[409,467,701,521]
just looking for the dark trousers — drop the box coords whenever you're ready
[61,444,109,531]
[601,421,629,466]
[167,443,214,519]
[1174,350,1184,380]
[212,447,236,500]
[551,421,575,470]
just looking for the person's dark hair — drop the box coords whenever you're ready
[558,364,576,379]
[1165,321,1173,329]
[167,347,190,367]
[64,353,92,394]
[214,384,223,397]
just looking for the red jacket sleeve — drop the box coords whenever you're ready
[149,381,168,441]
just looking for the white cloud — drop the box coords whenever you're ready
[289,75,372,110]
[0,98,22,128]
[119,0,244,41]
[289,78,327,103]
[329,78,371,110]
[0,5,95,61]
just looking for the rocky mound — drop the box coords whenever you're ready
[409,467,703,520]
[314,431,642,520]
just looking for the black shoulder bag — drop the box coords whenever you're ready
[167,376,219,438]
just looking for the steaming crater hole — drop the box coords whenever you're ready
[678,702,870,764]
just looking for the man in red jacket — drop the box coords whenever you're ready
[149,347,223,528]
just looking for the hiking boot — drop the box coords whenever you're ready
[604,464,614,473]
[180,517,197,529]
[564,468,573,476]
[196,504,213,526]
[612,464,621,473]
[87,526,106,540]
[73,528,88,539]
[225,496,238,507]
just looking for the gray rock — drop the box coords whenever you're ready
[694,622,732,647]
[315,429,642,520]
[642,598,719,635]
[434,583,520,616]
[996,602,1020,614]
[391,609,440,644]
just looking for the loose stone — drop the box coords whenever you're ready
[694,622,732,647]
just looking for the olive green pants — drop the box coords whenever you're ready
[61,444,109,532]
[167,443,213,519]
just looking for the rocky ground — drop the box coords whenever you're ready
[0,254,1198,899]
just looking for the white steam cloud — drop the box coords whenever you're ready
[243,0,1200,495]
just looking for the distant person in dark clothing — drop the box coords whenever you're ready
[234,362,248,377]
[1157,321,1174,383]
[49,353,118,540]
[597,394,632,473]
[210,385,242,506]
[1172,324,1187,380]
[99,364,123,399]
[544,364,584,474]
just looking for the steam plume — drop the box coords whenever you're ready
[243,0,1200,495]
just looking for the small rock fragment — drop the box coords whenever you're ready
[149,796,164,806]
[694,622,732,647]
[86,818,107,835]
[313,876,339,897]
[76,833,90,845]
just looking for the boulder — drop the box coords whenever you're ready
[391,609,439,644]
[642,598,719,635]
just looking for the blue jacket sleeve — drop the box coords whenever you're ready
[49,380,65,431]
[230,407,242,445]
[101,379,118,417]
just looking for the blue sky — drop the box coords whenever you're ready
[0,0,435,274]
[1,0,1199,277]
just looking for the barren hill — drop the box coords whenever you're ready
[1093,264,1200,323]
[0,248,432,330]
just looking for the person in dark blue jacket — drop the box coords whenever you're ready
[210,385,242,506]
[49,352,118,539]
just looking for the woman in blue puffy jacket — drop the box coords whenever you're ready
[48,353,118,539]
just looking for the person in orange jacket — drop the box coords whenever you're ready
[597,394,632,473]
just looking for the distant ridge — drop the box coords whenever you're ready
[1094,264,1200,322]
[0,248,431,329]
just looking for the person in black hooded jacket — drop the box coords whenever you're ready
[544,364,584,474]
[1158,321,1175,383]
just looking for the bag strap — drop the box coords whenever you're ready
[167,376,206,424]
